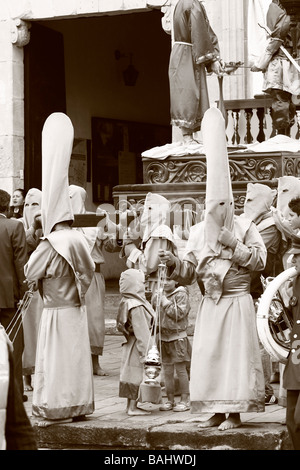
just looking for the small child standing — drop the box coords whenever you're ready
[156,278,191,412]
[117,268,156,416]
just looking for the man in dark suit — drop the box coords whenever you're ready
[0,189,28,401]
[0,325,37,450]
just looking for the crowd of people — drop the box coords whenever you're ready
[1,0,300,451]
[2,131,300,449]
[2,114,300,449]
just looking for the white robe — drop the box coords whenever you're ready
[172,217,266,413]
[25,230,94,420]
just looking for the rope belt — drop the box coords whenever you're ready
[173,41,192,46]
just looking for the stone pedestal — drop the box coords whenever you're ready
[113,149,300,215]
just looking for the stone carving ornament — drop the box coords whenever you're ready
[11,18,31,47]
[144,156,280,184]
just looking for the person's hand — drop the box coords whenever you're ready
[218,226,237,249]
[158,249,177,267]
[124,242,136,257]
[250,65,263,72]
[211,60,225,77]
[160,294,170,308]
[32,211,42,230]
[26,279,39,292]
[151,293,158,309]
[151,292,169,310]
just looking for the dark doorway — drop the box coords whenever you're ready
[91,116,171,203]
[24,23,66,191]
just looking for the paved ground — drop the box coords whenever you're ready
[23,333,293,451]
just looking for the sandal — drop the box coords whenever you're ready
[173,401,190,412]
[159,401,175,411]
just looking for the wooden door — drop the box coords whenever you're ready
[24,23,66,191]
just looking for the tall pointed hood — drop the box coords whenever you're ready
[196,107,235,303]
[41,113,74,236]
[203,106,234,256]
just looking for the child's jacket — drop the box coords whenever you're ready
[160,286,190,342]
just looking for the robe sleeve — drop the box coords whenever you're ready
[130,306,152,362]
[170,258,197,286]
[191,0,220,65]
[267,2,290,41]
[231,222,267,271]
[163,290,190,321]
[25,226,39,253]
[259,224,281,253]
[24,239,54,282]
[124,238,174,274]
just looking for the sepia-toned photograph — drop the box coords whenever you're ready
[2,0,300,457]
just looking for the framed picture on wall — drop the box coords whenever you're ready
[69,138,90,188]
[91,117,171,203]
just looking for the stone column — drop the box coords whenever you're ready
[205,0,248,103]
[0,11,30,194]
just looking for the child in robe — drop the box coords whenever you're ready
[117,269,156,416]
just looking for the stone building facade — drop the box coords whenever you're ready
[0,0,250,199]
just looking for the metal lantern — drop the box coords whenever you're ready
[144,344,161,384]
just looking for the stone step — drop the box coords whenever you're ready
[104,297,120,319]
[105,292,121,309]
[105,318,120,335]
[104,279,121,320]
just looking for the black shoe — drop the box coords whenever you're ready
[265,394,278,405]
[23,394,28,402]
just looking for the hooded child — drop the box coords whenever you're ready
[117,268,156,416]
[121,192,178,295]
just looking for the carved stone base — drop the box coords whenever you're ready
[113,150,300,222]
[142,151,300,185]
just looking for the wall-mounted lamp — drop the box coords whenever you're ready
[115,50,139,87]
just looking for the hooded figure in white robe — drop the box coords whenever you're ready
[122,192,178,294]
[25,113,95,426]
[20,188,43,385]
[69,184,116,376]
[243,182,282,298]
[272,176,300,268]
[159,107,266,430]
